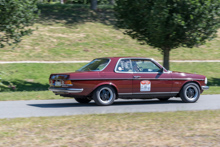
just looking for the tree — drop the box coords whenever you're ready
[0,0,38,48]
[91,0,97,10]
[109,0,115,5]
[0,0,38,91]
[115,0,220,70]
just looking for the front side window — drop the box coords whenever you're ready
[77,58,110,72]
[131,59,161,72]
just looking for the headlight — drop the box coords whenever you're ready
[205,77,208,84]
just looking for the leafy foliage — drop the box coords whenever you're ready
[115,0,220,69]
[0,0,39,48]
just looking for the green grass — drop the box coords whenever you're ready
[1,110,220,146]
[0,4,219,61]
[0,63,85,91]
[0,91,62,101]
[0,62,219,101]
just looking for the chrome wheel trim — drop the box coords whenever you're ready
[184,85,199,100]
[98,87,113,104]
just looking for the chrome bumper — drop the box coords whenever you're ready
[49,87,83,93]
[202,86,209,90]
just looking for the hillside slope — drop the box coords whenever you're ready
[1,4,219,61]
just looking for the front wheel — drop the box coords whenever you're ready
[180,83,200,103]
[93,85,116,106]
[75,98,91,104]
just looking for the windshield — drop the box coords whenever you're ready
[77,58,110,72]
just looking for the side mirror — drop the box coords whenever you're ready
[159,68,164,73]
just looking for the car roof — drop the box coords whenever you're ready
[99,57,154,60]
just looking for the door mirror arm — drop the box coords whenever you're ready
[159,68,164,73]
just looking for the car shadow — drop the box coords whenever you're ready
[27,99,183,108]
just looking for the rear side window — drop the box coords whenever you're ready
[115,59,132,72]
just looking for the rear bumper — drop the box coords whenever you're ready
[49,87,83,93]
[202,86,209,90]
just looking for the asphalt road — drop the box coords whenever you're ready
[0,95,220,119]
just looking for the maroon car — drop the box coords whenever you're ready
[49,57,209,106]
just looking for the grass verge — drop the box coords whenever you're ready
[0,91,62,101]
[0,110,220,146]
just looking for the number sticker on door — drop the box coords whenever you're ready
[140,80,151,91]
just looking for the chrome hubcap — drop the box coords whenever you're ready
[185,86,198,100]
[98,87,113,103]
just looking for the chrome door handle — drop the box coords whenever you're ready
[133,76,141,79]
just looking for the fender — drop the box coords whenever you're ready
[92,82,119,93]
[179,80,202,92]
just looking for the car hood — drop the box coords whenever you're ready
[171,71,206,79]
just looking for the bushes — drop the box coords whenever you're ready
[38,0,116,4]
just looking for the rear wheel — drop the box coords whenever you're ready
[180,83,200,103]
[93,85,116,106]
[75,98,91,104]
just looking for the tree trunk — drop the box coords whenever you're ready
[163,48,170,70]
[91,0,97,10]
[109,0,115,5]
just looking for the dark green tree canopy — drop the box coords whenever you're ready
[0,0,38,48]
[115,0,220,69]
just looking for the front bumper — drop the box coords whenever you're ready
[202,86,209,90]
[49,87,83,93]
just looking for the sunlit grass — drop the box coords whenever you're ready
[0,110,220,146]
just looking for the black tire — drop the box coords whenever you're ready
[93,85,116,106]
[158,98,170,101]
[75,98,91,104]
[180,83,200,103]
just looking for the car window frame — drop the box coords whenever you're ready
[114,58,133,73]
[114,58,166,74]
[131,59,162,73]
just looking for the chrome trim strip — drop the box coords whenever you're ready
[49,88,83,93]
[172,78,204,81]
[68,78,132,80]
[118,93,132,95]
[118,92,179,95]
[202,86,209,90]
[67,78,204,81]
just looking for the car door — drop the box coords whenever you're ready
[131,59,173,94]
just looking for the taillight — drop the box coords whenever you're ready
[64,80,72,85]
[49,80,54,86]
[62,80,73,87]
[49,80,72,87]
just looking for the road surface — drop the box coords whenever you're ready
[0,95,220,119]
